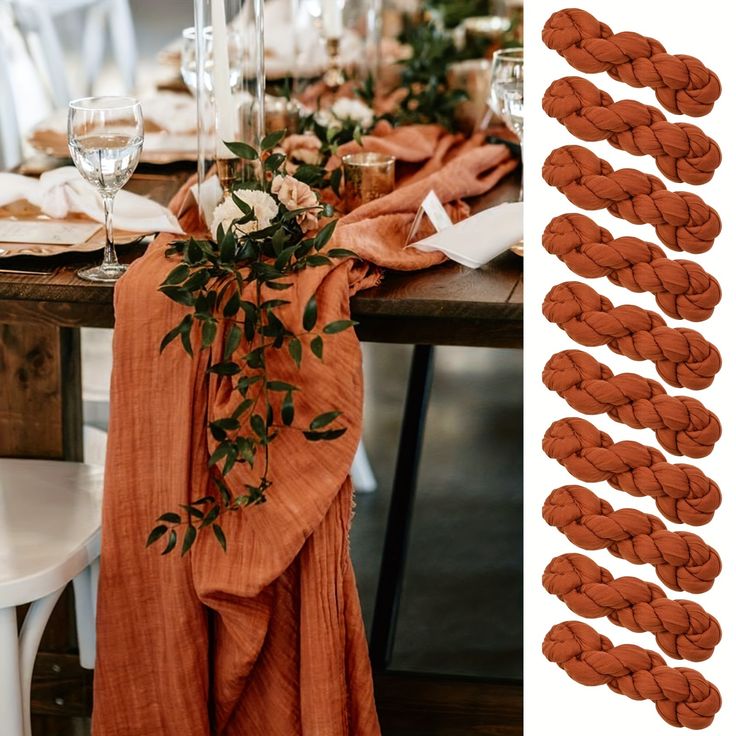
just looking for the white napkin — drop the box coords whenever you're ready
[409,202,523,269]
[0,167,184,234]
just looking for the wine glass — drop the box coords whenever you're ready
[490,47,523,199]
[68,97,144,282]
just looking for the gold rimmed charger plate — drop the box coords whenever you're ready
[27,121,199,165]
[0,201,149,258]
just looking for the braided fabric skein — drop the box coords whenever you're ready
[543,417,721,526]
[542,77,722,184]
[543,620,721,729]
[542,213,721,321]
[543,553,721,661]
[542,349,721,458]
[541,8,722,117]
[543,281,721,390]
[542,145,721,254]
[543,416,721,525]
[543,485,721,594]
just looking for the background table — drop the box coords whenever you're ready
[0,164,522,735]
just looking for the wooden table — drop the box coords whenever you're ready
[0,164,522,735]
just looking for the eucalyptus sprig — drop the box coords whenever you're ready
[147,130,359,556]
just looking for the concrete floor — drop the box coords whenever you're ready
[21,0,523,686]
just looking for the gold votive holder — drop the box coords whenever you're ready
[447,58,494,135]
[216,157,244,196]
[342,153,396,212]
[265,97,302,135]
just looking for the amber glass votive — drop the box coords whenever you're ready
[447,58,493,134]
[264,97,302,135]
[342,153,396,212]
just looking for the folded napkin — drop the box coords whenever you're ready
[410,201,523,268]
[0,167,184,234]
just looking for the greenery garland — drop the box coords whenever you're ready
[147,131,357,555]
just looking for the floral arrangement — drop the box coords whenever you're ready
[147,131,357,555]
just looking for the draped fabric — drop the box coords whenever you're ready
[92,126,517,735]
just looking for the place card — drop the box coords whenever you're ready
[0,219,100,246]
[405,190,454,245]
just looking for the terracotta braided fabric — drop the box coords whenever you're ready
[542,145,721,254]
[541,9,722,117]
[542,620,721,729]
[542,553,721,661]
[542,77,721,185]
[542,349,721,459]
[542,281,722,390]
[542,213,721,322]
[542,417,721,526]
[543,485,721,594]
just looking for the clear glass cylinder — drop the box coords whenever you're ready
[193,0,265,201]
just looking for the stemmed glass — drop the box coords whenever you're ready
[180,26,242,98]
[490,47,523,200]
[68,97,144,282]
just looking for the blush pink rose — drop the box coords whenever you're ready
[271,174,320,232]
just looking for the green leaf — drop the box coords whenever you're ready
[163,263,190,285]
[160,323,183,353]
[233,398,254,418]
[211,417,240,431]
[183,269,211,291]
[220,228,236,261]
[231,192,255,218]
[224,324,242,359]
[289,337,302,368]
[323,320,357,334]
[250,414,267,439]
[159,285,194,306]
[327,248,359,259]
[294,164,325,186]
[281,391,294,426]
[192,495,215,506]
[214,479,232,506]
[261,129,287,151]
[213,524,227,552]
[146,525,168,547]
[303,295,318,331]
[222,446,237,475]
[330,168,342,197]
[264,152,286,172]
[208,442,231,467]
[310,335,323,360]
[303,428,348,441]
[225,140,259,160]
[181,525,197,556]
[201,320,217,348]
[314,220,337,251]
[184,239,204,264]
[162,529,177,555]
[181,504,204,519]
[158,512,182,524]
[261,299,291,310]
[266,280,293,291]
[306,255,332,267]
[200,504,220,528]
[245,347,265,369]
[310,410,342,430]
[208,361,240,376]
[223,290,241,318]
[267,380,298,392]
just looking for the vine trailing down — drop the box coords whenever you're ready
[146,130,359,556]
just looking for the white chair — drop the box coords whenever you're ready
[0,9,23,170]
[0,459,103,736]
[8,0,137,107]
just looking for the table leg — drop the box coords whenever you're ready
[0,324,82,461]
[369,344,434,672]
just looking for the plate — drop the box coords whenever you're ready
[0,201,149,258]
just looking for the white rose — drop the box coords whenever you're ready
[316,98,375,131]
[210,188,279,239]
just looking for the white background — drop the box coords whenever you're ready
[524,1,736,733]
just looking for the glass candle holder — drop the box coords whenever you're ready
[447,58,493,135]
[264,96,302,135]
[462,15,511,57]
[342,152,395,212]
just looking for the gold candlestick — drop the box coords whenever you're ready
[342,153,396,213]
[323,37,345,92]
[216,157,243,196]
